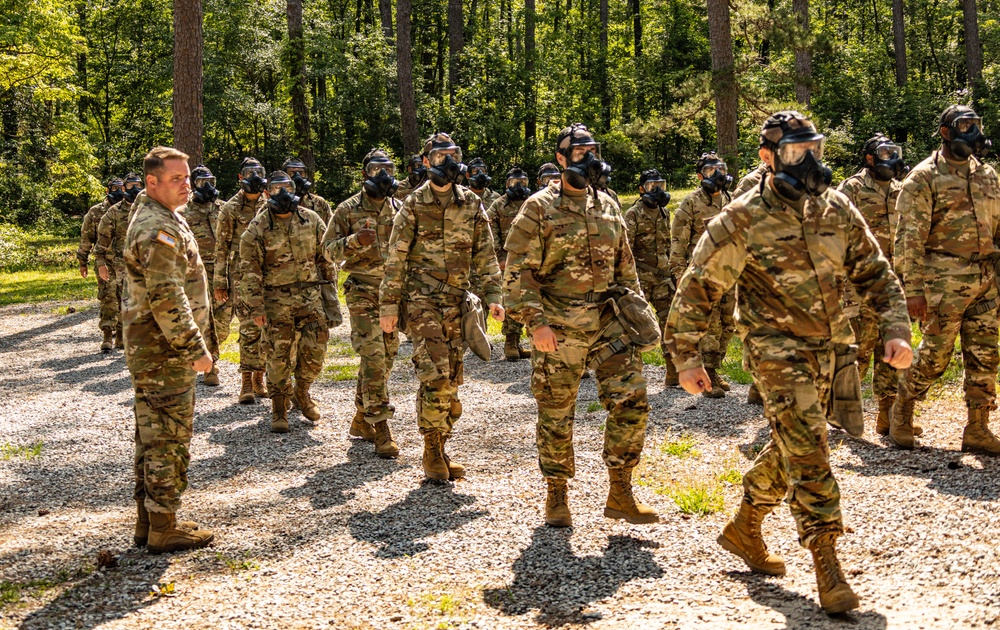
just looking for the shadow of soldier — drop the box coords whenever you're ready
[348,482,488,558]
[0,308,92,353]
[279,440,406,511]
[482,527,663,626]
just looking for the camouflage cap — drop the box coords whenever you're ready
[537,162,560,178]
[939,104,979,128]
[556,123,597,153]
[362,148,392,169]
[407,154,423,168]
[267,170,291,185]
[759,111,822,149]
[468,157,487,169]
[239,157,262,171]
[106,176,124,188]
[639,169,664,185]
[422,132,459,156]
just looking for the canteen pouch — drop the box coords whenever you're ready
[831,344,864,438]
[321,282,343,329]
[461,291,492,361]
[611,286,660,352]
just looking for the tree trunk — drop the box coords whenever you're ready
[524,0,536,145]
[631,0,643,117]
[447,0,464,105]
[892,0,906,86]
[963,0,982,90]
[172,0,204,165]
[397,0,420,155]
[706,0,739,173]
[599,0,610,130]
[379,0,394,40]
[286,0,314,169]
[792,0,811,106]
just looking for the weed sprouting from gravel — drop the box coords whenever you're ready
[586,401,603,414]
[215,552,261,573]
[1,440,43,461]
[663,480,725,515]
[716,467,743,485]
[660,433,699,458]
[323,363,360,381]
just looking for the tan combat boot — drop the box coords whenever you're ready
[702,368,726,399]
[504,334,523,362]
[889,397,915,449]
[450,399,463,421]
[604,467,660,524]
[114,325,124,349]
[809,533,860,614]
[441,434,466,479]
[962,407,1000,455]
[203,364,220,387]
[238,372,255,404]
[252,371,268,398]
[875,396,894,435]
[294,380,320,422]
[422,430,449,480]
[271,394,289,433]
[747,382,763,405]
[545,478,572,527]
[373,420,400,459]
[712,368,731,392]
[100,328,113,354]
[349,411,376,442]
[664,359,680,388]
[135,501,198,547]
[717,500,786,576]
[147,512,214,554]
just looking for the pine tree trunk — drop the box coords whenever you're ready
[599,0,610,130]
[963,0,982,90]
[172,0,204,165]
[397,0,420,155]
[706,0,739,173]
[892,0,906,86]
[286,0,314,168]
[524,0,536,145]
[447,0,464,105]
[379,0,394,41]
[632,0,643,118]
[792,0,811,106]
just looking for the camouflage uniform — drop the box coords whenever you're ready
[665,182,910,547]
[670,188,736,370]
[94,199,133,321]
[299,192,332,225]
[379,181,502,436]
[78,199,119,333]
[504,186,649,479]
[837,169,901,399]
[623,198,674,362]
[325,191,402,424]
[214,190,267,373]
[239,206,333,398]
[181,198,224,361]
[734,163,771,197]
[487,192,528,340]
[123,193,211,514]
[473,187,501,211]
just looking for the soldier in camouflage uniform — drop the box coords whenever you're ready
[123,147,215,554]
[181,165,224,387]
[504,123,659,529]
[394,154,426,202]
[670,154,736,397]
[837,135,909,435]
[891,105,1000,455]
[78,176,124,352]
[325,149,403,457]
[537,163,560,191]
[379,132,505,481]
[240,171,334,433]
[623,169,675,386]
[467,158,502,210]
[487,166,533,361]
[214,158,268,404]
[665,112,912,613]
[95,172,144,349]
[283,157,332,224]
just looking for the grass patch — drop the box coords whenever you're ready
[323,363,359,381]
[586,401,604,413]
[641,346,666,367]
[716,467,743,485]
[0,564,91,610]
[0,268,96,306]
[327,338,357,358]
[662,480,725,515]
[660,433,699,458]
[215,551,260,573]
[1,441,43,461]
[719,336,753,385]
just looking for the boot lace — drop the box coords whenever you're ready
[814,538,845,585]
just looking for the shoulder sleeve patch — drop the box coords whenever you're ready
[156,230,177,249]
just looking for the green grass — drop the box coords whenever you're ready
[716,467,743,485]
[323,363,359,381]
[0,564,91,610]
[1,441,44,461]
[660,433,699,458]
[662,480,725,515]
[586,401,604,413]
[641,346,666,367]
[215,551,260,573]
[0,268,96,306]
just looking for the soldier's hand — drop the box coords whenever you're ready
[883,338,914,370]
[532,325,558,352]
[98,265,109,282]
[192,353,213,373]
[489,303,505,322]
[380,315,398,333]
[79,264,88,279]
[679,367,712,395]
[906,296,927,321]
[214,288,229,304]
[253,314,266,326]
[356,228,377,246]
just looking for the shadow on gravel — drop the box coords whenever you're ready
[280,440,403,510]
[483,527,663,626]
[348,481,488,558]
[728,572,888,629]
[0,310,92,353]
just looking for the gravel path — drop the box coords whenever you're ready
[1,300,999,629]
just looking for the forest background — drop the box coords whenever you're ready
[0,0,996,235]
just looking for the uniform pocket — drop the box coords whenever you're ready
[139,386,194,442]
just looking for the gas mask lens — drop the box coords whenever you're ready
[110,184,124,193]
[428,148,463,167]
[776,139,824,165]
[194,175,216,189]
[874,144,902,161]
[268,181,295,197]
[539,173,558,186]
[642,179,666,193]
[955,118,982,134]
[569,143,601,162]
[242,165,266,179]
[364,161,396,178]
[125,181,141,191]
[506,177,528,189]
[700,163,728,179]
[286,167,306,179]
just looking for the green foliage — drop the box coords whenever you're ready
[0,440,44,461]
[661,480,725,515]
[659,433,700,458]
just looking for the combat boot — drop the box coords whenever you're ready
[702,368,726,399]
[519,344,531,359]
[450,399,463,421]
[962,407,1000,455]
[349,411,376,442]
[809,533,860,614]
[100,328,113,354]
[717,500,786,576]
[545,478,572,527]
[270,394,289,433]
[135,501,198,547]
[252,371,268,398]
[889,397,915,449]
[664,360,679,388]
[441,434,466,479]
[294,380,320,422]
[747,383,763,405]
[422,430,449,480]
[147,512,214,554]
[373,420,400,459]
[504,334,523,362]
[604,467,659,524]
[203,364,220,387]
[875,396,894,435]
[712,368,731,392]
[114,325,124,349]
[238,372,255,404]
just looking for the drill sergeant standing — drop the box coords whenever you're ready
[78,176,124,353]
[394,154,426,202]
[95,172,144,349]
[283,158,332,225]
[487,166,533,361]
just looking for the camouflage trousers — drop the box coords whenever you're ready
[346,276,399,424]
[406,297,465,435]
[701,287,736,368]
[531,308,649,479]
[222,268,264,372]
[132,365,196,514]
[743,336,842,548]
[643,276,674,361]
[97,268,120,332]
[263,288,329,397]
[898,272,999,409]
[850,300,897,400]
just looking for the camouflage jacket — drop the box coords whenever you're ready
[837,168,900,258]
[94,199,132,271]
[486,193,527,270]
[239,207,334,320]
[670,188,730,278]
[213,190,267,289]
[324,191,400,277]
[894,151,1000,298]
[665,180,911,372]
[379,182,502,316]
[623,198,671,284]
[473,188,502,211]
[299,192,332,225]
[122,192,211,372]
[181,198,222,266]
[77,200,111,265]
[733,163,770,198]
[503,187,640,332]
[394,177,423,202]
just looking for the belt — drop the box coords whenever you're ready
[966,296,1000,317]
[543,287,611,303]
[928,249,1000,262]
[267,280,326,290]
[348,273,382,287]
[416,273,466,298]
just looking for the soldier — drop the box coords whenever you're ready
[214,158,268,404]
[240,171,334,433]
[379,132,504,481]
[595,162,621,210]
[283,157,332,224]
[669,153,735,397]
[394,154,426,202]
[537,163,560,191]
[504,123,659,529]
[467,158,502,209]
[623,169,676,386]
[95,172,144,349]
[78,176,124,352]
[123,146,215,554]
[891,105,1000,455]
[181,166,224,387]
[665,111,912,613]
[837,135,909,435]
[487,166,533,361]
[324,149,403,457]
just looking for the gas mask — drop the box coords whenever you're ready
[106,188,125,205]
[291,173,312,196]
[505,177,531,202]
[240,164,267,194]
[948,116,992,160]
[192,179,219,204]
[868,143,908,182]
[772,141,832,201]
[408,166,426,186]
[563,149,605,190]
[641,185,670,208]
[699,162,733,195]
[267,184,300,214]
[363,167,399,200]
[123,184,141,202]
[428,155,467,187]
[469,171,492,190]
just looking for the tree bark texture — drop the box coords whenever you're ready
[447,0,464,105]
[892,0,907,86]
[706,0,739,173]
[397,0,420,155]
[599,0,610,130]
[286,0,314,169]
[963,0,982,88]
[379,0,394,41]
[632,0,643,118]
[172,0,204,165]
[524,0,536,145]
[792,0,811,106]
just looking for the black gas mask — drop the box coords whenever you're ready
[240,164,267,195]
[267,183,300,214]
[563,149,605,190]
[505,176,531,202]
[948,116,992,160]
[469,171,491,190]
[123,184,141,202]
[363,166,399,200]
[868,143,909,182]
[291,173,312,196]
[428,154,467,187]
[408,166,426,186]
[641,184,670,208]
[772,141,833,201]
[193,180,219,204]
[106,188,125,205]
[699,162,733,195]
